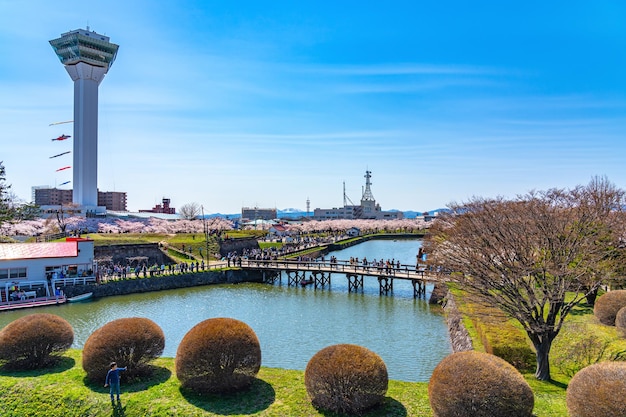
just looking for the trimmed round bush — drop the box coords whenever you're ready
[304,344,388,415]
[594,290,626,326]
[0,313,73,369]
[428,351,534,417]
[176,317,261,394]
[566,361,626,417]
[82,317,165,382]
[616,306,626,331]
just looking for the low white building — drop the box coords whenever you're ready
[346,227,361,237]
[0,237,95,302]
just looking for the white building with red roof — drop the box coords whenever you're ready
[268,224,290,237]
[0,237,95,302]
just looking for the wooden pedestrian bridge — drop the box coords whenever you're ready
[237,258,444,298]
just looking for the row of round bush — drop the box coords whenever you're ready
[594,289,626,329]
[429,350,626,417]
[0,314,388,414]
[0,313,74,369]
[86,317,389,414]
[2,313,626,416]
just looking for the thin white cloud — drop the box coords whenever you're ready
[290,63,503,76]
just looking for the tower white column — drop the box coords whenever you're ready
[50,28,119,210]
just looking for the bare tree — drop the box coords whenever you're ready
[55,203,80,234]
[572,176,626,303]
[424,180,624,381]
[179,202,201,220]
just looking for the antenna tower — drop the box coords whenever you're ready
[362,170,375,201]
[343,181,355,206]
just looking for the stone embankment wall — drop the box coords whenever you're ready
[95,243,172,266]
[219,237,259,257]
[429,282,447,304]
[62,270,264,299]
[442,290,473,352]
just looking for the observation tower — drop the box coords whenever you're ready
[49,28,119,210]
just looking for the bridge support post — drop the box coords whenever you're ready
[346,273,363,293]
[378,276,393,295]
[313,271,331,288]
[262,271,280,284]
[287,271,305,286]
[412,279,426,298]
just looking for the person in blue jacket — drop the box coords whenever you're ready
[104,362,127,402]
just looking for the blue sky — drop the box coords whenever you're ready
[1,1,624,213]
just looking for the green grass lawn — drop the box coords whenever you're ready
[451,289,626,417]
[258,242,284,250]
[0,349,429,417]
[0,348,573,417]
[83,233,249,246]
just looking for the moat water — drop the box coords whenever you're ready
[0,239,452,382]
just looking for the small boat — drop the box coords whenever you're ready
[67,292,93,303]
[300,279,314,287]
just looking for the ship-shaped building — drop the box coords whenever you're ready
[313,170,403,220]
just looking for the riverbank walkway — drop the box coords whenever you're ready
[237,258,443,298]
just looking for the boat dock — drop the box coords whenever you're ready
[0,296,67,312]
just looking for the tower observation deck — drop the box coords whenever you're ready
[49,28,119,209]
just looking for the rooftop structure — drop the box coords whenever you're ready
[242,207,277,221]
[313,170,403,220]
[139,198,176,214]
[0,237,96,302]
[49,28,119,211]
[33,187,127,212]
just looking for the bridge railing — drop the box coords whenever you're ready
[239,258,427,279]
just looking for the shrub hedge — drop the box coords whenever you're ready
[566,361,626,417]
[82,317,165,382]
[616,306,626,332]
[466,299,535,371]
[594,290,626,326]
[175,317,261,394]
[428,351,534,417]
[304,344,388,415]
[0,313,73,369]
[552,321,626,377]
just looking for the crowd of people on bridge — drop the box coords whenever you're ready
[348,257,403,273]
[97,232,420,282]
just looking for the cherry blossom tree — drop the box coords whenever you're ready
[1,213,428,237]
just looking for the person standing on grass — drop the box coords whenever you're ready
[104,362,127,402]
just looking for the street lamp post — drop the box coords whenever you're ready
[201,205,209,264]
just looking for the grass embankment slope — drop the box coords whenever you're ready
[85,231,264,248]
[453,288,626,417]
[0,349,430,417]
